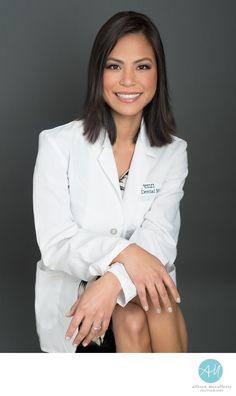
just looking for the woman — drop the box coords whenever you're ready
[33,10,189,353]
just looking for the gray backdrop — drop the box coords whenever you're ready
[0,0,235,352]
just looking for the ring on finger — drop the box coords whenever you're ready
[93,324,102,332]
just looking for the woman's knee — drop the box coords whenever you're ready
[112,302,147,336]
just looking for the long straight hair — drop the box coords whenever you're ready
[76,10,177,147]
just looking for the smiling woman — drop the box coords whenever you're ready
[81,10,176,147]
[33,10,189,353]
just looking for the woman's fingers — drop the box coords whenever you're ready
[72,316,93,346]
[65,299,80,317]
[82,318,109,347]
[162,273,181,304]
[137,287,149,312]
[65,311,84,340]
[147,268,181,313]
[136,270,181,315]
[146,284,162,313]
[155,280,174,313]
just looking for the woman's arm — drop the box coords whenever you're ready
[110,140,189,312]
[33,130,136,303]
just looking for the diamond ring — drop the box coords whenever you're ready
[93,324,102,331]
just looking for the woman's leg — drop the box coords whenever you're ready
[132,290,188,352]
[111,302,152,352]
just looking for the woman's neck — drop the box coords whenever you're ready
[112,112,142,147]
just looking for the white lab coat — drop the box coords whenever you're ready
[32,117,188,353]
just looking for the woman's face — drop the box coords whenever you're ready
[102,33,157,120]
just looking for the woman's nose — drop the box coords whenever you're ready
[119,68,136,86]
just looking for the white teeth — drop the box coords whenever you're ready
[116,93,141,99]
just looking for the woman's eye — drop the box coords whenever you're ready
[105,63,151,70]
[137,64,151,70]
[105,64,120,70]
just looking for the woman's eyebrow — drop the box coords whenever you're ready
[106,57,153,64]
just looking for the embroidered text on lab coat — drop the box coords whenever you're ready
[141,183,160,195]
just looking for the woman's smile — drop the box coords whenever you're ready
[114,92,143,103]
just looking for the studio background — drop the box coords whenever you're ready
[0,0,235,352]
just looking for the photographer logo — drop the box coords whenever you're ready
[198,359,223,383]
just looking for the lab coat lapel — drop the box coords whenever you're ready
[96,118,161,209]
[122,118,160,220]
[97,126,122,203]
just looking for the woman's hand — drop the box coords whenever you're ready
[113,244,181,314]
[65,272,121,347]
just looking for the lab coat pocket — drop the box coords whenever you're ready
[35,260,64,330]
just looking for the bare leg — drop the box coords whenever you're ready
[132,290,188,352]
[111,302,152,352]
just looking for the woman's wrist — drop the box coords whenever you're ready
[111,243,139,264]
[102,271,122,295]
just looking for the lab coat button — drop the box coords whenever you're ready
[110,228,118,235]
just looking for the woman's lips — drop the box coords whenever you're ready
[114,92,143,103]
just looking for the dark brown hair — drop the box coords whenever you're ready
[76,10,177,147]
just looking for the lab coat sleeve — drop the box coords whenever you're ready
[106,262,137,307]
[32,130,133,284]
[128,140,189,280]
